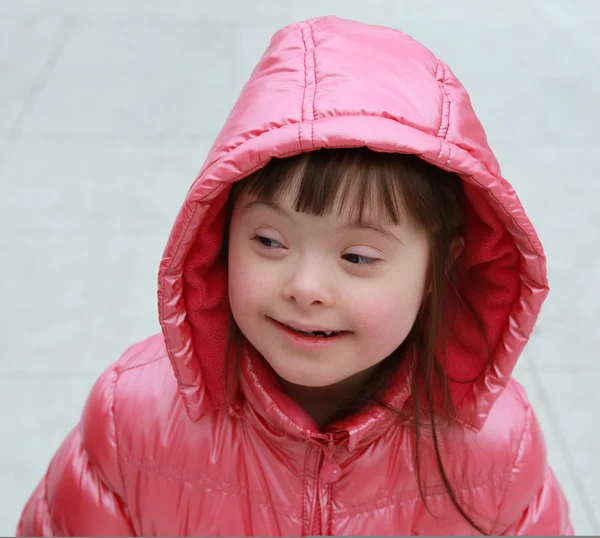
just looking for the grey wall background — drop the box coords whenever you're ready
[1,0,598,535]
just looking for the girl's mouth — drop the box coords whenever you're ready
[283,325,342,338]
[269,318,351,347]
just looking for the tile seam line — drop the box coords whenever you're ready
[527,358,600,532]
[4,15,74,145]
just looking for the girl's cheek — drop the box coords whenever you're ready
[350,286,422,337]
[229,258,275,313]
[350,295,418,361]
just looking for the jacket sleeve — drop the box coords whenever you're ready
[492,404,573,536]
[16,364,135,536]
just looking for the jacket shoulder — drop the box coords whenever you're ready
[80,335,172,485]
[473,377,545,460]
[487,378,549,529]
[476,376,537,436]
[464,377,546,481]
[456,377,549,531]
[113,333,170,371]
[103,335,218,472]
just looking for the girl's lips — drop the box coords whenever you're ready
[268,317,351,349]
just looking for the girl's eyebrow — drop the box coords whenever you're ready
[243,200,291,219]
[342,222,402,243]
[242,199,402,243]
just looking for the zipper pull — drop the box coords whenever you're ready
[319,435,343,484]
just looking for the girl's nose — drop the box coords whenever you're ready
[283,262,335,309]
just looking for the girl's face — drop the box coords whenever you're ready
[228,186,430,389]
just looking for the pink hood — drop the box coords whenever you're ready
[158,15,547,430]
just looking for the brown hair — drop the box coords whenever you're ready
[225,147,490,534]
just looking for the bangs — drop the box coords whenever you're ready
[234,147,465,236]
[237,147,407,228]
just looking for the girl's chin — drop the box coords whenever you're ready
[270,362,376,394]
[277,373,342,389]
[269,364,347,390]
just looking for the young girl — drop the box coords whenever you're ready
[17,15,572,536]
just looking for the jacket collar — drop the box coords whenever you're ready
[236,345,414,452]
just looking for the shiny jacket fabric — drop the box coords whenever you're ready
[18,16,572,536]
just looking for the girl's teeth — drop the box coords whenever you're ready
[284,324,342,337]
[306,330,339,337]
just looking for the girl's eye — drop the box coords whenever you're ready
[253,235,284,249]
[342,253,379,265]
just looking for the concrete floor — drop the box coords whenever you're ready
[1,0,598,534]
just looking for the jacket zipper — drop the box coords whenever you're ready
[307,431,347,536]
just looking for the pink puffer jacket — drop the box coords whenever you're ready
[17,16,572,536]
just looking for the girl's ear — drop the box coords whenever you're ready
[447,236,465,270]
[425,236,465,295]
